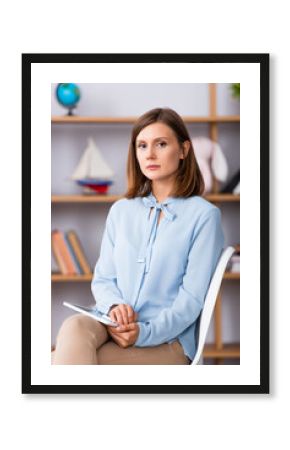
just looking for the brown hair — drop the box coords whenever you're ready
[124,107,204,198]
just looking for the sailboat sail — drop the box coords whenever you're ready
[71,137,114,181]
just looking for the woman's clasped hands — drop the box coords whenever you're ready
[107,304,139,348]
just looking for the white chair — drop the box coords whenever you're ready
[191,246,236,365]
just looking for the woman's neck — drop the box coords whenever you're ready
[151,186,174,203]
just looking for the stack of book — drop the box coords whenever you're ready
[51,229,91,275]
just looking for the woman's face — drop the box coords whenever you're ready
[135,122,189,185]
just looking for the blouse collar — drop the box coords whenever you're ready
[141,192,177,222]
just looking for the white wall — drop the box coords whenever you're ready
[51,83,240,350]
[5,1,287,448]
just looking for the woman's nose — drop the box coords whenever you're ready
[146,146,156,158]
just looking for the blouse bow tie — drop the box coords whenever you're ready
[137,194,177,274]
[142,195,176,221]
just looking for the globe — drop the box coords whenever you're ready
[56,83,81,115]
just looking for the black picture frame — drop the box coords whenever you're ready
[22,53,269,394]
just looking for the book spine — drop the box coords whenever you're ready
[64,232,83,274]
[51,230,68,274]
[54,230,76,275]
[67,230,91,275]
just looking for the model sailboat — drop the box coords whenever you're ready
[71,137,114,194]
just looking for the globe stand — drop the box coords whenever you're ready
[67,106,76,116]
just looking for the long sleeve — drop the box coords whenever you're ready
[134,207,224,347]
[91,206,125,315]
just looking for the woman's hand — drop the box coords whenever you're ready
[107,322,140,348]
[107,304,139,348]
[108,304,138,325]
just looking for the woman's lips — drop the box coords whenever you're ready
[146,165,160,170]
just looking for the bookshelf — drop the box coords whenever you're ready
[51,83,240,364]
[51,193,240,203]
[51,115,240,124]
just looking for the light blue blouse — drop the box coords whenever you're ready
[91,192,225,361]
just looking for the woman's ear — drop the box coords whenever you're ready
[180,140,191,159]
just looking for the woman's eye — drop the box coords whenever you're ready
[137,141,167,150]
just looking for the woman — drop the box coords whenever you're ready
[52,107,225,365]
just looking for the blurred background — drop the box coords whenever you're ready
[51,82,240,364]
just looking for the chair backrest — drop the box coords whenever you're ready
[191,246,236,365]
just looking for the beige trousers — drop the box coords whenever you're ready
[52,314,190,365]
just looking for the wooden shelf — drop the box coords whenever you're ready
[51,193,240,204]
[51,115,240,124]
[223,272,240,280]
[51,273,93,282]
[205,194,240,202]
[51,194,120,203]
[51,272,240,282]
[203,343,240,359]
